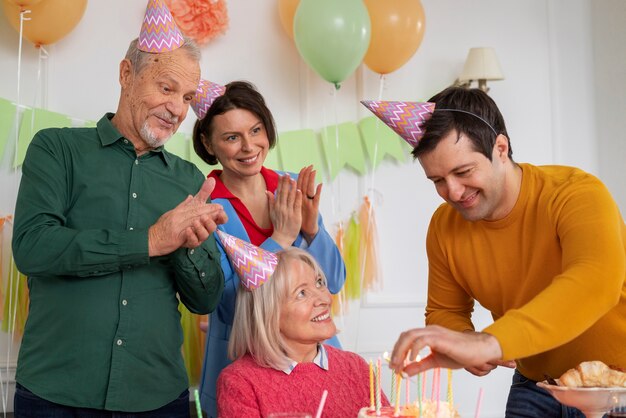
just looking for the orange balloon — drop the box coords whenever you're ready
[6,0,43,7]
[3,0,87,46]
[363,0,426,75]
[277,0,299,40]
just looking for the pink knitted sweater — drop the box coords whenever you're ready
[217,345,390,417]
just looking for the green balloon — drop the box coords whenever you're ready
[294,0,371,89]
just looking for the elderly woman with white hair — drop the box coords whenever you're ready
[215,241,389,418]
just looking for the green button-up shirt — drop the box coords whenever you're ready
[12,114,224,412]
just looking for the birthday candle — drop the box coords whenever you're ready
[376,357,382,415]
[435,368,441,413]
[421,370,427,401]
[417,373,422,417]
[194,389,202,418]
[369,359,375,410]
[430,368,436,401]
[447,369,454,411]
[405,371,410,405]
[394,372,403,416]
[390,367,396,405]
[474,387,484,418]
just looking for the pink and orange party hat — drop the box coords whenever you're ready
[191,79,226,120]
[361,100,436,148]
[216,230,277,290]
[138,0,185,53]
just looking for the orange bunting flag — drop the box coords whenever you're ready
[358,196,382,292]
[1,257,29,337]
[180,303,208,387]
[331,196,383,316]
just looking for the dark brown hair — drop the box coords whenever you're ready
[412,87,512,162]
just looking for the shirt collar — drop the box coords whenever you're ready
[281,344,329,375]
[208,166,280,199]
[97,113,170,165]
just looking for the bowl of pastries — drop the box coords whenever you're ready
[537,361,626,418]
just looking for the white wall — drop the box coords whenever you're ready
[0,1,624,416]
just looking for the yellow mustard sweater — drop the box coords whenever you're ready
[425,163,626,381]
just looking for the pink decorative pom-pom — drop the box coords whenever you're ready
[164,0,229,46]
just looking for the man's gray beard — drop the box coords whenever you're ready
[140,121,171,149]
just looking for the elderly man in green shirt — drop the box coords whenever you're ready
[11,35,227,417]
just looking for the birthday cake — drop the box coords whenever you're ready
[357,401,460,418]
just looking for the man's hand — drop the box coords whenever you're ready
[389,325,505,377]
[465,359,517,376]
[148,178,228,256]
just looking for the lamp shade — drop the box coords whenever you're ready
[458,47,504,82]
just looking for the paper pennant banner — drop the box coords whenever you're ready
[16,108,72,167]
[358,116,408,169]
[276,129,323,182]
[320,122,367,180]
[263,149,281,171]
[0,98,17,161]
[165,132,190,159]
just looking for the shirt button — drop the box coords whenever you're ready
[201,272,205,277]
[123,139,128,144]
[129,227,134,231]
[135,159,139,165]
[116,339,123,346]
[122,300,128,306]
[189,249,194,255]
[132,192,137,198]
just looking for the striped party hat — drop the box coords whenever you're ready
[216,230,278,291]
[191,79,226,120]
[138,0,184,53]
[361,100,436,148]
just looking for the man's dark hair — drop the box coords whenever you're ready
[412,87,512,162]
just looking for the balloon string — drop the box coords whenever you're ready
[369,74,385,198]
[321,88,337,222]
[332,86,341,216]
[36,45,49,111]
[13,10,30,168]
[3,10,31,415]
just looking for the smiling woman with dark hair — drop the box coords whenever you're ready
[191,80,346,417]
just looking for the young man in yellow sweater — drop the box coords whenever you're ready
[364,87,626,417]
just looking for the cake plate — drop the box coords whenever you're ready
[537,380,626,418]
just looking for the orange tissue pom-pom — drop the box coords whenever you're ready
[164,0,229,46]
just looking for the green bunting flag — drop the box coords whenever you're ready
[358,116,408,169]
[320,122,367,180]
[276,129,323,179]
[16,108,72,167]
[0,98,17,161]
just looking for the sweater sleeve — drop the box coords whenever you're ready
[217,367,262,418]
[485,175,626,360]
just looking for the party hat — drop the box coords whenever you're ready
[191,79,226,120]
[138,0,184,53]
[216,230,278,290]
[361,100,436,148]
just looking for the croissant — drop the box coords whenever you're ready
[559,361,626,388]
